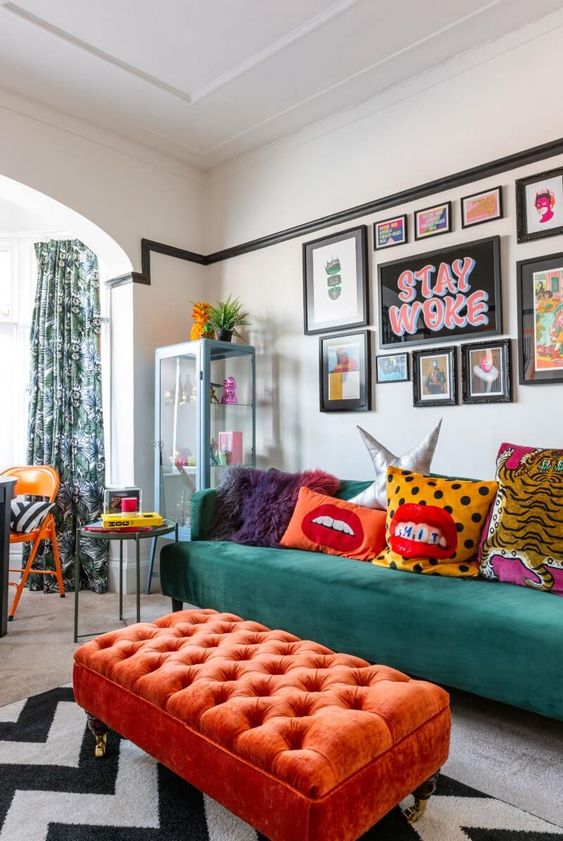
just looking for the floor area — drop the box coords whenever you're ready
[1,588,562,829]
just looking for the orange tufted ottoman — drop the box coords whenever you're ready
[73,609,450,841]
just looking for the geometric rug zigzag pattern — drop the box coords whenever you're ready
[0,687,561,841]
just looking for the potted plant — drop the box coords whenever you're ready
[208,295,250,342]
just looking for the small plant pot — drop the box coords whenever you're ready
[218,329,233,342]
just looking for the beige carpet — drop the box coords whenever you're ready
[1,588,562,828]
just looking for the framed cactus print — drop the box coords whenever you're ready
[303,226,368,335]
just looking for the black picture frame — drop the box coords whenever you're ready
[375,352,410,383]
[414,201,452,241]
[373,214,408,250]
[516,168,563,243]
[319,330,371,412]
[303,225,368,335]
[378,235,502,348]
[516,252,563,385]
[461,186,503,229]
[461,339,512,404]
[412,346,457,407]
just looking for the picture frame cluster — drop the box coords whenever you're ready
[305,163,563,413]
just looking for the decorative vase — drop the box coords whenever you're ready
[218,329,233,342]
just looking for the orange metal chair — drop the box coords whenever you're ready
[2,465,65,620]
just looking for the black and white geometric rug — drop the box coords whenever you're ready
[1,687,561,841]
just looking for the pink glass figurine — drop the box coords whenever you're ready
[221,376,238,404]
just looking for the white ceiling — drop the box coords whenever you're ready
[0,0,561,169]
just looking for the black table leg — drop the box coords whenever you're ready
[135,533,140,623]
[119,539,123,621]
[74,527,80,643]
[146,537,157,595]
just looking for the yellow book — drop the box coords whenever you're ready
[100,512,164,529]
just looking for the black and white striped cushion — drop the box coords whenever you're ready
[10,499,54,533]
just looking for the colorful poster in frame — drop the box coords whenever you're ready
[517,252,563,384]
[516,168,563,243]
[373,215,407,250]
[412,346,457,407]
[461,186,503,228]
[461,339,512,403]
[319,330,371,411]
[375,352,409,382]
[378,235,502,347]
[414,201,451,240]
[303,226,368,335]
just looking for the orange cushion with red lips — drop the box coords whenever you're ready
[373,467,497,577]
[280,486,387,561]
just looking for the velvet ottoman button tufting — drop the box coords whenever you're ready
[74,608,451,841]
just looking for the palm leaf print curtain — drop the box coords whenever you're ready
[27,240,107,592]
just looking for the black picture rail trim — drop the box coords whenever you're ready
[138,136,563,281]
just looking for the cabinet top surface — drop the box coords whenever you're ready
[156,338,254,362]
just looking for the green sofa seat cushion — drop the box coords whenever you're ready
[160,539,563,721]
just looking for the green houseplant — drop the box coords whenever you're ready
[208,295,250,342]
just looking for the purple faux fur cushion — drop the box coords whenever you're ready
[210,467,340,547]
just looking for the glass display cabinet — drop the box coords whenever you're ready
[154,338,256,541]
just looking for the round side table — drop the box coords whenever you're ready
[74,520,178,642]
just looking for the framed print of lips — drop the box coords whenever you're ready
[389,503,457,559]
[302,503,364,553]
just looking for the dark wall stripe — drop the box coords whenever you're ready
[130,135,563,285]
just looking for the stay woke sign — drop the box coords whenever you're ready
[378,235,502,347]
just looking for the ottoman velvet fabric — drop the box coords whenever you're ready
[74,609,450,841]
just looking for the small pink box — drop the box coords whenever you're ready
[121,497,139,513]
[217,431,243,465]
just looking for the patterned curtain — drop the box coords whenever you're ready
[27,240,108,592]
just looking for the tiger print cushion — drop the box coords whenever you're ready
[479,443,563,594]
[372,467,497,577]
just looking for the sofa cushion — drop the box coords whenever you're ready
[210,467,340,546]
[479,443,563,594]
[280,487,386,561]
[372,467,497,577]
[348,422,442,509]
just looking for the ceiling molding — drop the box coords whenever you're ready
[2,1,192,103]
[190,0,361,104]
[206,0,503,155]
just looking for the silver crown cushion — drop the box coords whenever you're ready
[349,420,442,510]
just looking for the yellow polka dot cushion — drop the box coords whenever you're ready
[372,467,497,577]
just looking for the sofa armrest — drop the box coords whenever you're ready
[191,488,218,540]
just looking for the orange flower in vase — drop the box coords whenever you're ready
[190,302,215,340]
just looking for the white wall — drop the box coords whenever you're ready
[0,89,216,510]
[205,15,563,481]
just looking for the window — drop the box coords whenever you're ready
[0,241,36,470]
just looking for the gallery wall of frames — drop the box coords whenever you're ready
[303,169,563,412]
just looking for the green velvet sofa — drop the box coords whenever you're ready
[160,480,563,721]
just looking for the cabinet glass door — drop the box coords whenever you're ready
[207,345,255,489]
[158,352,198,533]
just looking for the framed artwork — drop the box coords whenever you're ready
[319,330,371,412]
[103,486,142,514]
[461,339,512,404]
[516,168,563,243]
[461,186,503,228]
[517,252,563,385]
[414,201,452,240]
[303,225,368,334]
[375,352,409,383]
[378,235,502,347]
[373,214,407,250]
[412,346,457,407]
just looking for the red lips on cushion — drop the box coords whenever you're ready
[302,504,364,553]
[389,503,457,559]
